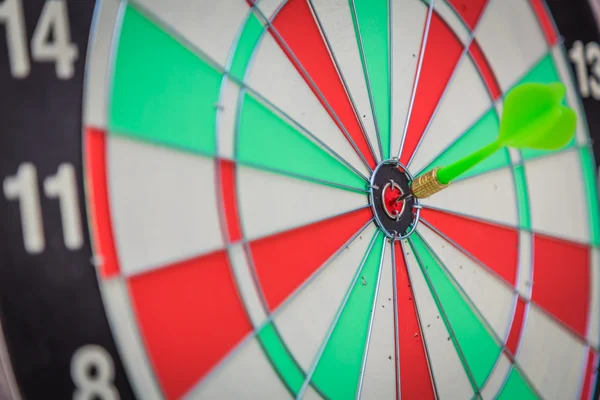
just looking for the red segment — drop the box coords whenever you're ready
[421,208,518,285]
[383,184,405,217]
[528,0,559,46]
[531,234,590,337]
[505,297,526,355]
[394,242,435,400]
[270,0,377,168]
[580,349,599,400]
[469,40,501,100]
[129,251,251,400]
[447,0,487,30]
[400,13,464,165]
[218,159,242,243]
[85,127,120,278]
[250,208,371,310]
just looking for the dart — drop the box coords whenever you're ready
[405,82,577,199]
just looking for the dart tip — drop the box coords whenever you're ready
[395,191,413,203]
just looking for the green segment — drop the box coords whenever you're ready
[258,323,305,395]
[513,164,532,230]
[409,234,501,389]
[229,13,264,81]
[311,231,384,399]
[581,147,600,246]
[511,54,559,87]
[419,110,510,180]
[515,55,576,160]
[110,5,221,155]
[237,94,365,190]
[497,367,540,400]
[351,0,391,158]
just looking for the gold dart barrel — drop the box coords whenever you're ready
[411,167,448,199]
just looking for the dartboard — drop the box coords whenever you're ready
[1,0,600,399]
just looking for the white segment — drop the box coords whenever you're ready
[237,166,366,241]
[185,338,291,400]
[83,0,120,127]
[134,0,248,67]
[432,0,470,45]
[409,57,491,172]
[516,231,533,299]
[302,385,322,400]
[108,136,224,276]
[475,0,547,91]
[480,353,512,400]
[256,0,285,19]
[418,224,514,341]
[494,100,503,124]
[247,33,369,177]
[402,241,474,399]
[360,243,396,400]
[310,0,380,161]
[588,248,600,349]
[551,45,590,145]
[227,243,267,329]
[391,0,427,157]
[216,80,241,160]
[525,149,589,244]
[99,278,162,400]
[274,224,376,370]
[421,167,518,227]
[517,305,587,400]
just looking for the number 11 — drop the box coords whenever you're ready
[3,163,83,254]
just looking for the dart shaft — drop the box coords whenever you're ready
[436,141,500,184]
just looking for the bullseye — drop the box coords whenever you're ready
[369,160,420,239]
[382,180,405,220]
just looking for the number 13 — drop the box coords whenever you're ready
[569,40,600,100]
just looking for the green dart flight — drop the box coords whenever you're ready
[408,82,577,199]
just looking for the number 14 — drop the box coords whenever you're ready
[0,0,79,79]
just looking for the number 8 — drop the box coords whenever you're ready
[70,345,120,400]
